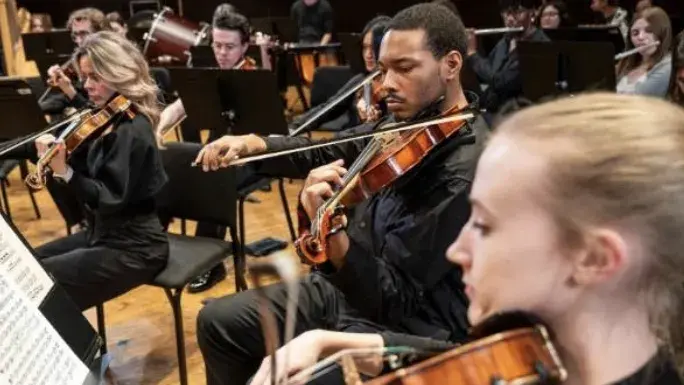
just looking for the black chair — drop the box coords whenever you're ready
[96,142,246,385]
[0,160,40,222]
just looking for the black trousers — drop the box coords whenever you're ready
[197,274,385,385]
[35,215,169,311]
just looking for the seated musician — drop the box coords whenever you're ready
[41,7,107,116]
[635,0,653,18]
[290,0,334,45]
[251,92,684,385]
[288,15,390,133]
[590,0,629,42]
[31,31,168,310]
[668,31,684,107]
[156,10,260,293]
[195,4,488,385]
[616,7,672,98]
[537,0,574,29]
[156,11,255,145]
[465,0,548,116]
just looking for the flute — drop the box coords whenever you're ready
[615,41,659,60]
[474,27,523,35]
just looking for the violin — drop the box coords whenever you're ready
[363,312,567,385]
[25,94,135,190]
[295,102,474,265]
[235,56,258,70]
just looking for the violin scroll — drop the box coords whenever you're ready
[295,205,348,265]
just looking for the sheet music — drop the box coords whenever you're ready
[0,218,53,305]
[0,272,89,385]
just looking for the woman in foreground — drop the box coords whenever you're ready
[251,92,684,385]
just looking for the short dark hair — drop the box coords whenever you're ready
[430,0,460,17]
[498,0,538,11]
[387,3,467,58]
[212,11,250,44]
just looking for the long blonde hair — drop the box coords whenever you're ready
[496,92,684,366]
[74,31,160,127]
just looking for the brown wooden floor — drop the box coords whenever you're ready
[4,166,306,385]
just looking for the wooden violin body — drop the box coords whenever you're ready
[365,325,566,385]
[296,104,471,265]
[350,312,567,385]
[25,94,135,189]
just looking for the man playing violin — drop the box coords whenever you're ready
[41,7,107,116]
[196,4,488,385]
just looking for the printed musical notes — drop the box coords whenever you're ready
[0,272,89,385]
[0,217,53,305]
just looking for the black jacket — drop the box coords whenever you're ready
[39,83,90,115]
[466,28,549,113]
[259,95,488,341]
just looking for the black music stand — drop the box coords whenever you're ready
[22,31,75,80]
[518,41,616,102]
[0,78,48,140]
[167,68,227,140]
[167,68,288,137]
[217,70,289,136]
[338,33,364,75]
[543,26,625,55]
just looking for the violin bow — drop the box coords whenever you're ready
[289,70,382,137]
[221,111,476,167]
[248,254,300,385]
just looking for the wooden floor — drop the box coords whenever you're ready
[5,166,307,385]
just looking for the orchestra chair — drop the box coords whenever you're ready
[0,159,40,221]
[308,65,356,132]
[95,142,245,385]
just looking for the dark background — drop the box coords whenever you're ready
[16,0,684,35]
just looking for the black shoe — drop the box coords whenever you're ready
[188,264,227,293]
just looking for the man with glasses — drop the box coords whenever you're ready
[465,0,547,117]
[40,7,106,116]
[156,10,259,293]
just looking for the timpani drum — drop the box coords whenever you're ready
[142,7,209,64]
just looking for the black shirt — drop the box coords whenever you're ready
[466,28,549,113]
[40,82,90,116]
[290,0,334,43]
[66,111,167,220]
[259,95,488,341]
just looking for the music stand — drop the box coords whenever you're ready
[217,70,289,136]
[22,30,74,81]
[338,33,364,75]
[0,78,48,140]
[167,68,288,138]
[518,41,616,102]
[167,67,228,136]
[543,26,624,55]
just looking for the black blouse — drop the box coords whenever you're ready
[65,112,167,218]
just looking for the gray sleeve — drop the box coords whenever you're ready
[635,57,673,98]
